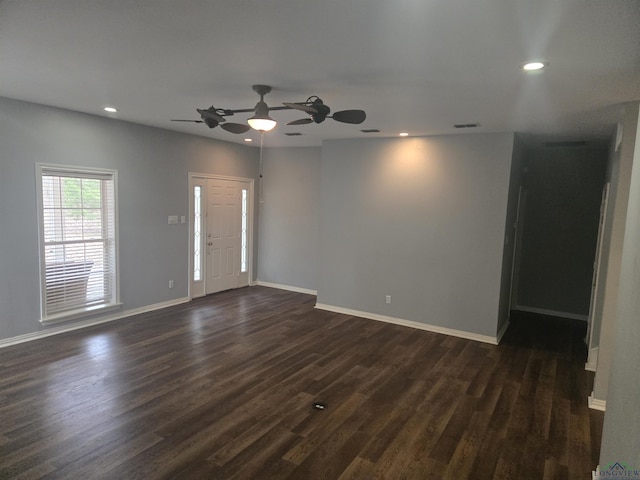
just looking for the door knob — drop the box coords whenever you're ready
[207,241,213,246]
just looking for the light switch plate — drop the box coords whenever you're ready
[168,215,178,224]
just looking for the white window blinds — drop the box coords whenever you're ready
[38,165,118,320]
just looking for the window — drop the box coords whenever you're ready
[37,164,119,322]
[241,188,248,273]
[193,185,202,282]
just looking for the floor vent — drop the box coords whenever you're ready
[312,401,327,411]
[361,129,380,133]
[284,132,302,136]
[454,123,480,129]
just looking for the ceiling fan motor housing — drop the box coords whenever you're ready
[254,100,270,116]
[203,117,218,128]
[312,101,331,123]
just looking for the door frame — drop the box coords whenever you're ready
[188,172,255,300]
[586,182,610,370]
[509,186,527,311]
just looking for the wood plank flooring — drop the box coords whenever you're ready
[0,287,603,479]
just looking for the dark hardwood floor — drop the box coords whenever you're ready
[0,287,603,479]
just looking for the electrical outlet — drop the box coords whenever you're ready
[386,295,391,304]
[169,280,174,289]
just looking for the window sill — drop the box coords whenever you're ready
[40,303,123,326]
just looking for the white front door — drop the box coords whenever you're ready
[190,175,252,298]
[206,178,239,294]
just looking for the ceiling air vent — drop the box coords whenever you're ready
[454,123,480,129]
[361,129,380,133]
[543,141,588,148]
[284,132,303,136]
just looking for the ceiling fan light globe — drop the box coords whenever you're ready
[248,117,277,132]
[522,61,546,71]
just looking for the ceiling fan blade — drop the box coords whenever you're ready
[171,119,204,123]
[221,122,251,134]
[197,108,226,124]
[283,102,318,114]
[287,118,314,126]
[331,110,366,124]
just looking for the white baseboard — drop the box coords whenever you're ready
[256,281,317,296]
[314,303,500,345]
[0,297,190,349]
[513,305,588,322]
[585,347,599,372]
[588,392,607,411]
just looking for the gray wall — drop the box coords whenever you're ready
[599,101,640,468]
[316,134,515,338]
[257,147,321,291]
[0,97,258,341]
[590,130,626,350]
[592,103,638,402]
[515,145,607,316]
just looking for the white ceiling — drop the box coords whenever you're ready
[1,0,638,147]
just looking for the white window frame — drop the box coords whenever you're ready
[241,187,248,274]
[193,184,203,282]
[36,163,121,324]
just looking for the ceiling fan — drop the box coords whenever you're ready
[171,85,366,134]
[284,96,366,126]
[171,106,252,133]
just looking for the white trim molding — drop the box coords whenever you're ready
[585,346,599,372]
[256,281,317,296]
[0,297,190,349]
[588,392,607,411]
[314,303,502,345]
[513,305,588,322]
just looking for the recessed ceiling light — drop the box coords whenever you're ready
[244,138,252,142]
[522,62,546,71]
[399,132,409,137]
[103,106,117,113]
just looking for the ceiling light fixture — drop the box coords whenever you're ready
[399,132,409,137]
[247,110,277,132]
[247,85,277,132]
[244,138,252,142]
[522,62,546,71]
[103,106,117,113]
[171,85,366,135]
